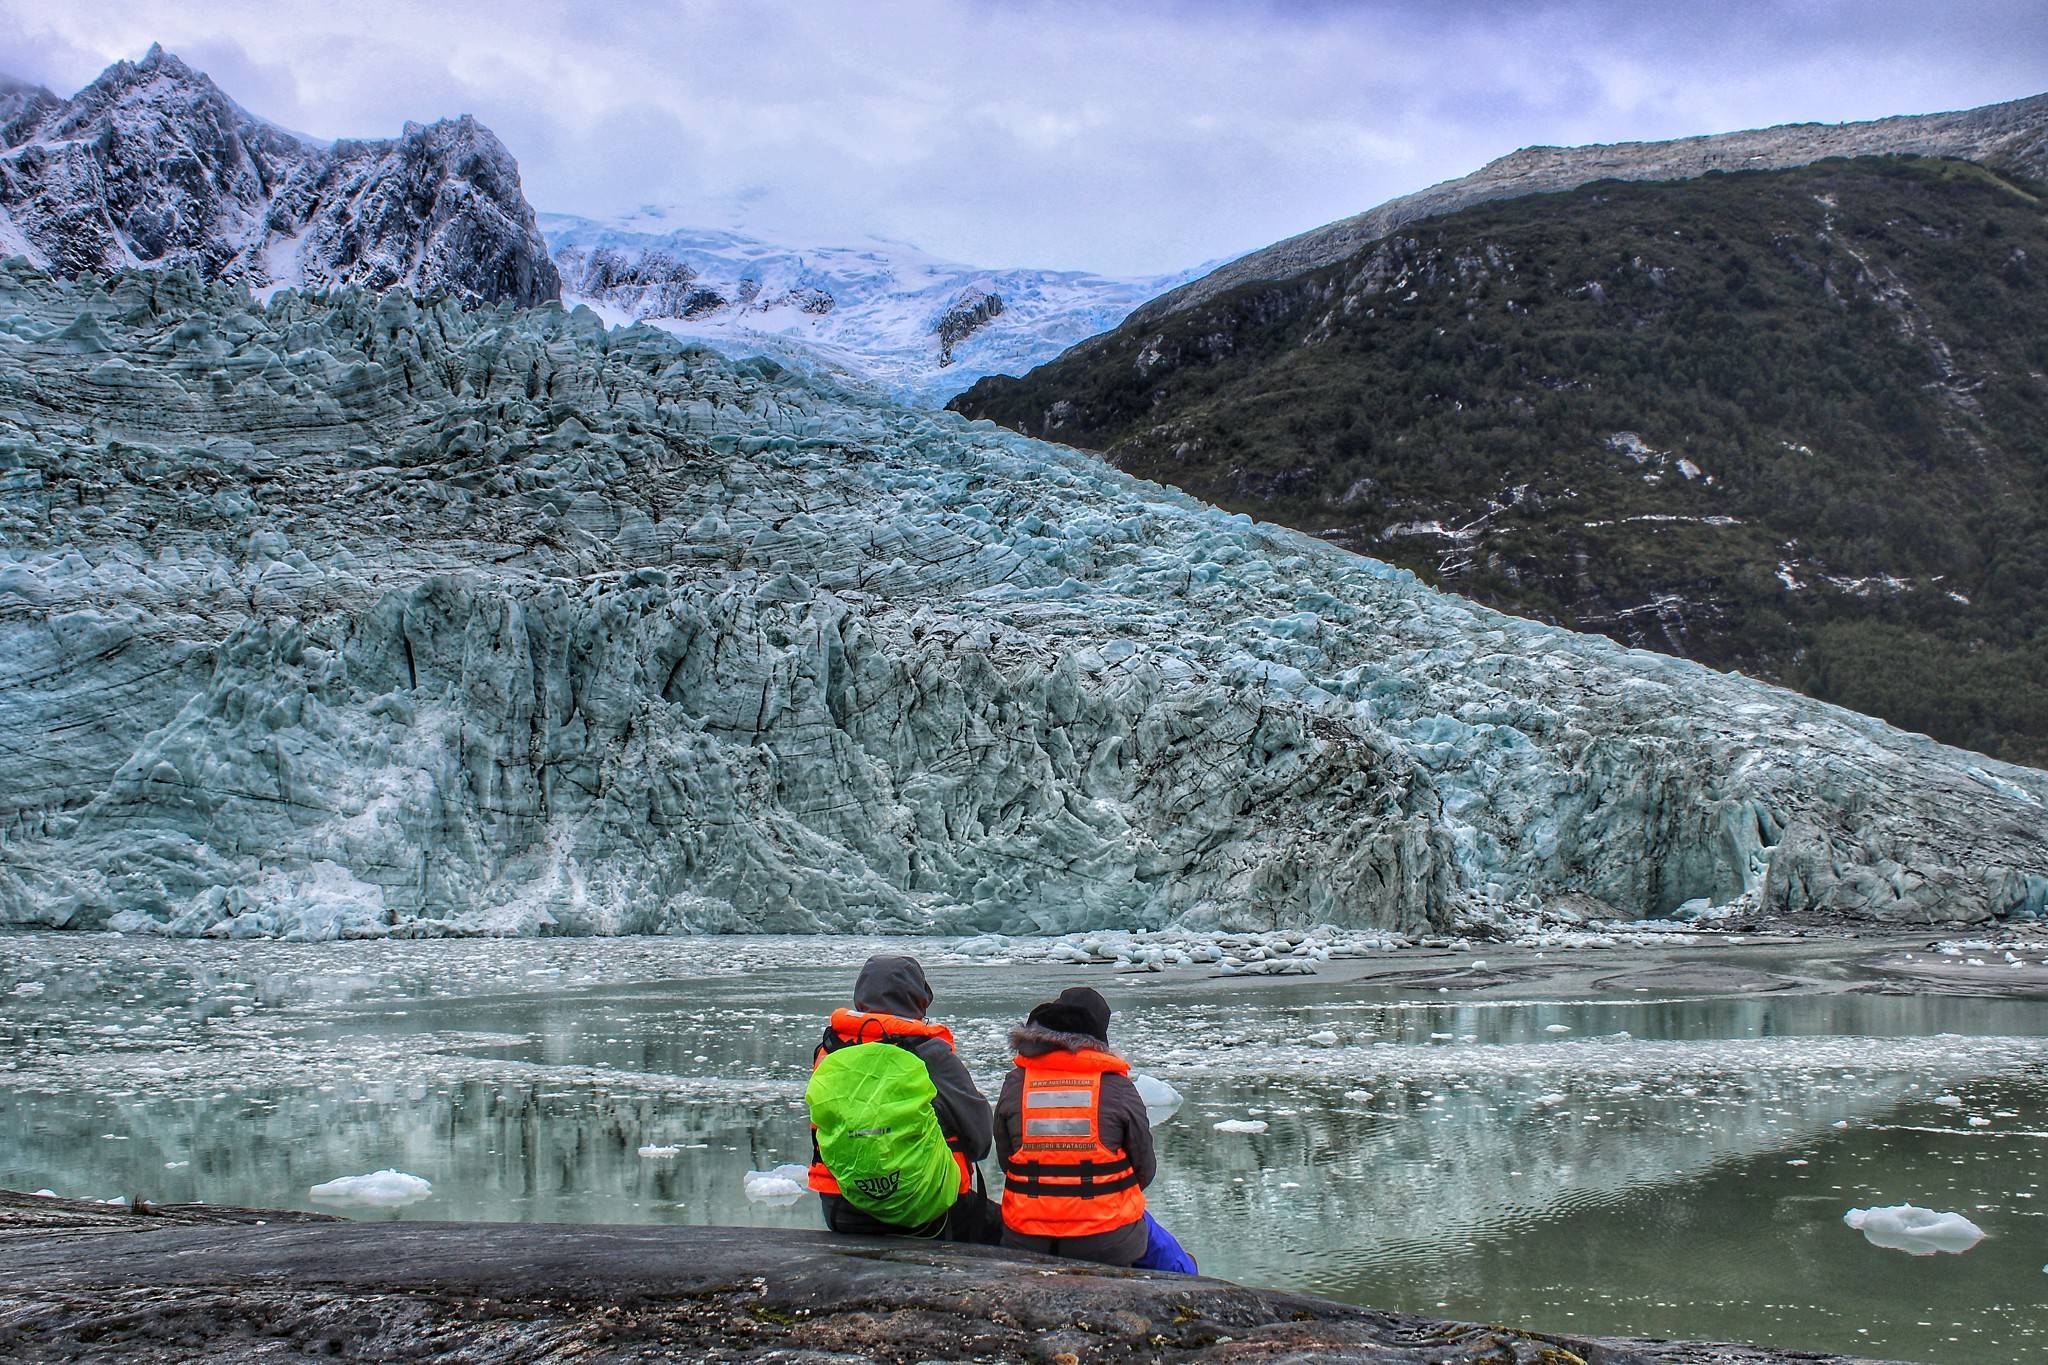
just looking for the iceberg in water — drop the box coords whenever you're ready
[308,1170,433,1208]
[1133,1072,1183,1127]
[742,1164,812,1205]
[1843,1204,1985,1256]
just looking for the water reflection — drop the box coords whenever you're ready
[1,933,2044,1363]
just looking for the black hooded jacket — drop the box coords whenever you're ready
[992,1018,1156,1266]
[817,954,992,1162]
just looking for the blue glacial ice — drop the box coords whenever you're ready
[0,263,2043,939]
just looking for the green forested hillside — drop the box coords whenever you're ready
[952,157,2048,765]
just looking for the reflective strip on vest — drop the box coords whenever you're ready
[1024,1117,1094,1137]
[1025,1089,1093,1108]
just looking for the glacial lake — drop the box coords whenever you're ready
[2,931,2044,1363]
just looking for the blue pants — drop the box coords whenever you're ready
[1133,1212,1198,1274]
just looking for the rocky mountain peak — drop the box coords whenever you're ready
[0,47,557,306]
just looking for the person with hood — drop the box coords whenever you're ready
[995,985,1194,1272]
[805,953,999,1243]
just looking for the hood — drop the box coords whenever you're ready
[851,953,933,1020]
[1009,1019,1119,1059]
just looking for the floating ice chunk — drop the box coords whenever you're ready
[1844,1204,1985,1256]
[742,1164,811,1205]
[637,1144,684,1158]
[1133,1073,1183,1127]
[1968,1116,1991,1127]
[1343,1089,1376,1102]
[1305,1030,1340,1047]
[951,934,1010,958]
[1535,1093,1566,1107]
[1213,1119,1269,1134]
[11,982,44,997]
[1933,1095,1965,1108]
[32,1189,55,1198]
[1832,1120,1850,1129]
[308,1170,432,1208]
[1543,1024,1573,1034]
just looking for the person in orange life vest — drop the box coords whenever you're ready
[995,985,1160,1266]
[807,953,1001,1244]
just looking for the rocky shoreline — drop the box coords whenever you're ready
[0,1191,1880,1363]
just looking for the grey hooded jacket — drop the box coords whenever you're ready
[825,954,993,1162]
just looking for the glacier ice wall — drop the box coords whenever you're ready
[0,263,2043,939]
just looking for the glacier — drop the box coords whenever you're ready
[0,261,2044,940]
[545,210,1200,407]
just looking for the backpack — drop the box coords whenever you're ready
[805,1041,960,1227]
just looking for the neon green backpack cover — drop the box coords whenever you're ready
[806,1041,960,1227]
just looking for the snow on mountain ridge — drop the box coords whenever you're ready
[0,45,557,307]
[545,211,1203,406]
[1134,89,2048,324]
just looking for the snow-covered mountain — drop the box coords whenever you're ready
[0,45,557,306]
[0,263,2042,938]
[546,209,1200,406]
[0,46,1182,395]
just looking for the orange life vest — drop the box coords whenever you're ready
[807,1007,974,1197]
[999,1047,1146,1238]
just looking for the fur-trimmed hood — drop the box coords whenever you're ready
[1009,1018,1118,1058]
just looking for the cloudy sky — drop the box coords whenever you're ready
[3,1,2043,275]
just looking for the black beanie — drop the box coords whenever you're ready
[1027,986,1112,1045]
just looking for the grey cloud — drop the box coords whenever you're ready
[0,0,2041,274]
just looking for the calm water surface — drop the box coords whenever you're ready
[2,932,2043,1363]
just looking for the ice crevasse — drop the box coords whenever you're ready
[0,263,2044,939]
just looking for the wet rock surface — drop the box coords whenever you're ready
[0,1192,1876,1363]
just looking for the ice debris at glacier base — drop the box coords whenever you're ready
[0,263,2046,940]
[937,917,1712,977]
[307,1170,433,1208]
[1843,1204,1985,1256]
